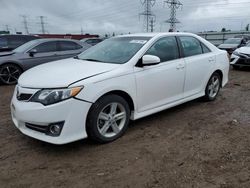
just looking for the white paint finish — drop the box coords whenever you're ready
[12,32,229,144]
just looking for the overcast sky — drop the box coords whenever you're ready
[0,0,250,36]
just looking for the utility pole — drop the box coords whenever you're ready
[20,15,29,34]
[39,16,46,34]
[149,17,156,32]
[139,0,156,32]
[81,27,84,35]
[164,0,182,31]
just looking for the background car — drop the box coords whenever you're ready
[0,34,40,52]
[230,42,250,69]
[80,37,103,46]
[218,37,247,54]
[0,38,91,85]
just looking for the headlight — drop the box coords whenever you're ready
[232,51,240,56]
[30,87,83,105]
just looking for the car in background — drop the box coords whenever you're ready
[0,38,91,85]
[218,38,248,54]
[11,33,229,144]
[0,35,40,52]
[80,37,103,46]
[230,42,250,69]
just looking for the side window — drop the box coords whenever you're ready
[145,37,179,62]
[0,38,8,47]
[179,37,203,57]
[32,41,57,53]
[59,41,82,51]
[201,43,211,53]
[8,36,26,48]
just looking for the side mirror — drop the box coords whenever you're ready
[142,55,160,66]
[29,49,37,57]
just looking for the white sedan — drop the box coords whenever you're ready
[230,42,250,69]
[11,33,229,144]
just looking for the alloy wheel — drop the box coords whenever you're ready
[207,75,220,98]
[0,65,21,85]
[97,102,127,138]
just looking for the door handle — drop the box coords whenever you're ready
[208,58,215,62]
[176,64,185,70]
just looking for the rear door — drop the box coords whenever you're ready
[178,36,216,97]
[135,36,186,112]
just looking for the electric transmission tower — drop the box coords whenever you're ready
[20,15,29,34]
[39,16,47,34]
[164,0,182,31]
[139,0,156,32]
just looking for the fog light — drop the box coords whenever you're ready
[47,122,64,137]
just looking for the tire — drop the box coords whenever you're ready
[0,64,22,85]
[203,72,221,101]
[232,65,240,70]
[86,94,130,143]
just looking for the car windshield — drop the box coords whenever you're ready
[13,40,38,53]
[78,36,151,64]
[246,42,250,47]
[224,38,242,44]
[0,37,8,48]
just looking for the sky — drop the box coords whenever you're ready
[0,0,250,36]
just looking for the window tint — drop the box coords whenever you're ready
[32,41,57,53]
[8,36,26,48]
[0,38,8,47]
[201,43,211,53]
[59,41,82,51]
[180,37,203,57]
[146,37,179,62]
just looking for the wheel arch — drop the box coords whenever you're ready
[100,90,135,112]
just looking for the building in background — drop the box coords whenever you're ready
[37,33,99,40]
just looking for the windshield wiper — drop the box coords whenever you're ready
[81,58,102,62]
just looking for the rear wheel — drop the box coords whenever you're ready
[204,72,221,101]
[0,64,22,85]
[86,95,130,143]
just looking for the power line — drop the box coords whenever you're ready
[164,0,183,31]
[139,0,156,32]
[20,15,29,34]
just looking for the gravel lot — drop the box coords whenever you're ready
[0,69,250,188]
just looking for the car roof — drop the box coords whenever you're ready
[116,32,199,38]
[32,38,81,43]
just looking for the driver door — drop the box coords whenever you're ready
[21,41,60,70]
[135,36,186,113]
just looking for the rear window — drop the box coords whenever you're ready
[59,41,82,51]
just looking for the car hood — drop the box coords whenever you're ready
[218,44,239,49]
[235,47,250,54]
[18,58,120,88]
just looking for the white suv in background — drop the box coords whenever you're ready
[11,33,229,145]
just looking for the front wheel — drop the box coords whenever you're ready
[203,72,221,101]
[0,64,22,85]
[86,95,130,143]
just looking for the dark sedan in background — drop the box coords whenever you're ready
[0,35,40,52]
[0,38,91,85]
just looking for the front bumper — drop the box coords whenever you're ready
[230,54,250,67]
[11,87,92,145]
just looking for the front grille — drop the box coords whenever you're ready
[17,93,33,101]
[25,123,49,134]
